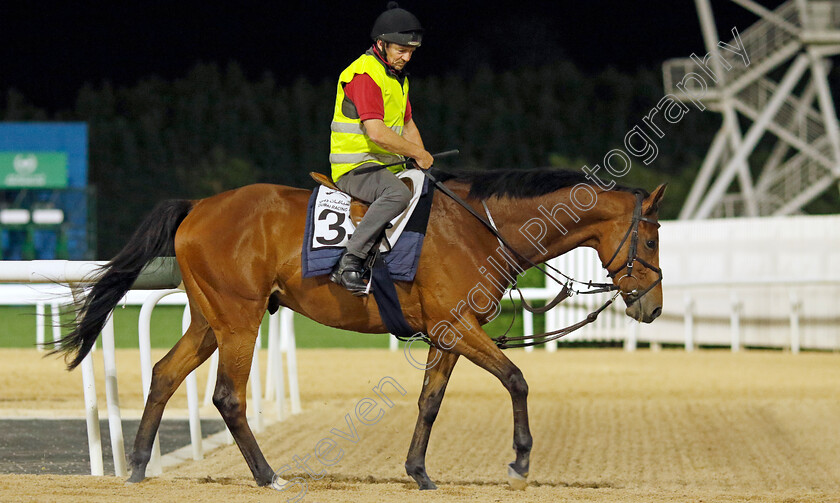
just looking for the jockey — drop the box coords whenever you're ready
[329,2,434,295]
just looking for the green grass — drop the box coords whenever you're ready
[0,301,545,350]
[0,305,193,350]
[0,306,42,349]
[0,306,402,350]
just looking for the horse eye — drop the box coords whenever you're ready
[646,239,657,249]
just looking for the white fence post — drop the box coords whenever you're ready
[203,350,218,407]
[80,351,104,476]
[264,315,275,402]
[730,293,742,352]
[523,308,534,353]
[50,301,62,347]
[268,311,286,419]
[684,293,695,352]
[789,292,802,354]
[36,302,45,350]
[181,306,203,460]
[625,321,638,352]
[138,289,182,476]
[100,314,127,476]
[545,308,558,353]
[282,308,302,414]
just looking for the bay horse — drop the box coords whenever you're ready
[54,167,665,491]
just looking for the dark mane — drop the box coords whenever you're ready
[431,167,646,199]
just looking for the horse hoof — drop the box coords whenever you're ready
[270,474,290,490]
[507,463,528,490]
[406,463,437,490]
[418,480,438,491]
[126,472,145,484]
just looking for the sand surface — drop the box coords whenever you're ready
[2,347,840,502]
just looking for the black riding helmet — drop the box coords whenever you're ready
[370,2,423,47]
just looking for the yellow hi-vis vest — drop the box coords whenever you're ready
[330,53,409,181]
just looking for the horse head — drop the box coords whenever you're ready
[597,184,666,323]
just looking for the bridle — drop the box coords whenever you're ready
[420,172,662,349]
[602,190,663,307]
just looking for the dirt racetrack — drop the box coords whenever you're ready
[2,347,840,502]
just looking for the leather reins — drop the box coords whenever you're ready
[421,171,662,349]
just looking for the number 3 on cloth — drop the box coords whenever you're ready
[313,208,353,248]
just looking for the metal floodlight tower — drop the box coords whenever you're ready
[663,0,840,219]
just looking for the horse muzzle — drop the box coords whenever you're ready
[622,285,662,323]
[614,259,663,323]
[625,301,662,323]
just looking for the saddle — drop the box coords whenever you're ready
[309,172,413,226]
[302,168,434,282]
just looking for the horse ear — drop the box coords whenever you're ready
[643,184,667,216]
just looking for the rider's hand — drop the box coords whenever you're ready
[413,150,434,170]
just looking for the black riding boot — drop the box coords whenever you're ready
[330,252,368,295]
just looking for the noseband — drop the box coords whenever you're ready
[602,191,663,306]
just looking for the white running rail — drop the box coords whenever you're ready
[0,260,301,476]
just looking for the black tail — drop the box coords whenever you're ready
[52,199,193,370]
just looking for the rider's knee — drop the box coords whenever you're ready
[392,183,412,209]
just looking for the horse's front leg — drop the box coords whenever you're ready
[440,318,532,490]
[405,346,459,490]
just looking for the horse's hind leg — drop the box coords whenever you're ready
[128,304,217,483]
[405,347,459,490]
[180,250,277,487]
[211,325,276,486]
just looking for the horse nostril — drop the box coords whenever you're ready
[650,307,662,319]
